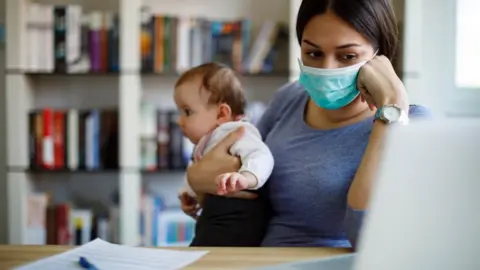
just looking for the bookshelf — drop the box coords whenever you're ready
[4,0,300,246]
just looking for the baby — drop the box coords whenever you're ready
[175,62,274,246]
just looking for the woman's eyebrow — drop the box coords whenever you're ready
[302,39,320,48]
[336,43,362,49]
[302,39,362,49]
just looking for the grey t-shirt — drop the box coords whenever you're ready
[257,81,431,247]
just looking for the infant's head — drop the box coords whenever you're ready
[173,62,246,144]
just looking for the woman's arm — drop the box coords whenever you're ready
[345,120,390,247]
[346,105,432,247]
[347,120,390,210]
[346,56,433,247]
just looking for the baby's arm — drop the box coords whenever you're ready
[212,122,274,194]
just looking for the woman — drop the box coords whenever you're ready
[183,0,431,247]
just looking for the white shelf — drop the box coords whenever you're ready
[4,0,300,245]
[6,0,32,245]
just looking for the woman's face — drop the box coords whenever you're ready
[300,10,376,69]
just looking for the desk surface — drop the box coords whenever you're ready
[0,245,351,269]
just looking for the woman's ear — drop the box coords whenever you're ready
[217,103,232,122]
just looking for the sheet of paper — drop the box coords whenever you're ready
[14,238,209,270]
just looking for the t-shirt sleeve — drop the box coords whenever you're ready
[408,104,434,119]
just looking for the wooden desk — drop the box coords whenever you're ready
[0,245,351,269]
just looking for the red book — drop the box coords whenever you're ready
[42,109,54,169]
[178,222,185,242]
[56,204,70,245]
[53,111,65,169]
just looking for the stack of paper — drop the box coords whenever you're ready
[15,238,209,270]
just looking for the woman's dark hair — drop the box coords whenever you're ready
[296,0,399,60]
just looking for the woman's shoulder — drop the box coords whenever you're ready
[267,81,307,114]
[272,80,306,102]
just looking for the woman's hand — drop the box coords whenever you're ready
[357,55,409,111]
[186,126,258,199]
[179,191,200,219]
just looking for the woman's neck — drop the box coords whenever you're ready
[304,97,375,129]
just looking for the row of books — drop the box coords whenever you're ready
[28,108,190,172]
[140,103,193,172]
[27,193,113,245]
[27,192,195,246]
[140,7,288,74]
[140,193,196,247]
[24,2,289,74]
[26,4,118,73]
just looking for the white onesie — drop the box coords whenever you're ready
[179,120,274,197]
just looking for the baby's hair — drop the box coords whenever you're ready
[175,62,246,117]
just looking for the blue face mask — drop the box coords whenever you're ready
[298,59,368,110]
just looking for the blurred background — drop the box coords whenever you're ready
[0,0,477,247]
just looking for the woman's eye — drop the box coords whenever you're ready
[340,54,358,61]
[307,51,322,58]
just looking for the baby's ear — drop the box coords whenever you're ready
[217,103,232,122]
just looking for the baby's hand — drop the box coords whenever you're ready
[215,172,250,195]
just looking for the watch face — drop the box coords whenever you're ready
[383,106,401,122]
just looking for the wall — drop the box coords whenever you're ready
[402,0,479,117]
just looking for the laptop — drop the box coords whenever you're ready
[252,118,480,270]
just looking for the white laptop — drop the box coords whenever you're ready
[253,118,480,270]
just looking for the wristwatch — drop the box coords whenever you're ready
[374,104,409,125]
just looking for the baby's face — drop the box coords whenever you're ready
[173,78,219,144]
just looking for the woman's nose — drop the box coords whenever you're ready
[318,57,340,69]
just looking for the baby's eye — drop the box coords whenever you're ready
[184,109,192,116]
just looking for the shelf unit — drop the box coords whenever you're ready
[5,0,141,246]
[6,70,291,77]
[4,0,302,245]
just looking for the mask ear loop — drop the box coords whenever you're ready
[368,49,379,61]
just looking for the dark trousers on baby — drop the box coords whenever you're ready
[189,192,271,247]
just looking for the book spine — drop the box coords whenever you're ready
[156,111,170,170]
[68,109,79,170]
[53,111,65,169]
[28,112,37,169]
[42,108,54,169]
[92,110,100,169]
[53,6,67,72]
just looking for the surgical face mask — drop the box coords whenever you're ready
[298,54,375,110]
